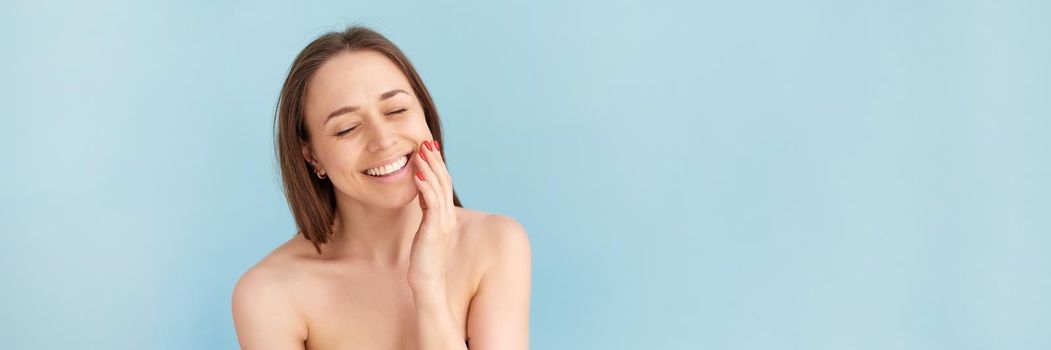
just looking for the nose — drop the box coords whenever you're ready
[362,116,398,153]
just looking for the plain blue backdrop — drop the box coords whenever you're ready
[1,0,1049,349]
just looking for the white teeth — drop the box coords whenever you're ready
[364,155,407,176]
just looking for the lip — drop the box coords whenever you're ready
[361,152,414,183]
[361,151,414,173]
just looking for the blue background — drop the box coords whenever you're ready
[2,0,1049,349]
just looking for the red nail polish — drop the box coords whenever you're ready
[415,172,424,181]
[434,140,440,151]
[418,151,427,162]
[424,141,433,151]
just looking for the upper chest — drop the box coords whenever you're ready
[292,248,483,350]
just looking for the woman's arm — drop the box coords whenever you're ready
[408,141,531,349]
[412,214,531,350]
[412,287,471,349]
[464,215,532,350]
[408,139,471,349]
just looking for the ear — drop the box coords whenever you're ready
[301,143,320,170]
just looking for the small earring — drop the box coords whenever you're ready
[309,159,327,179]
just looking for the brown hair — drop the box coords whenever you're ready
[274,25,462,255]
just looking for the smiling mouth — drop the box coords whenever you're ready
[361,151,413,177]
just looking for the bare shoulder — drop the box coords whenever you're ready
[234,237,310,293]
[233,235,314,307]
[459,209,532,349]
[454,208,531,265]
[231,237,309,348]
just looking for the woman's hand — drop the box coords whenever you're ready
[408,139,457,293]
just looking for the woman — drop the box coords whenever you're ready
[232,26,531,350]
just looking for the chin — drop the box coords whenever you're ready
[367,186,420,209]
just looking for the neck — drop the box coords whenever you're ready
[322,193,423,266]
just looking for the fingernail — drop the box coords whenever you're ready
[424,141,434,151]
[415,172,424,181]
[418,151,427,162]
[434,140,440,151]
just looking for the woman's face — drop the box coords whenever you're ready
[301,50,431,209]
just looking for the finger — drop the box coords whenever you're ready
[413,157,439,228]
[419,140,449,195]
[427,140,454,202]
[414,143,444,213]
[425,140,455,220]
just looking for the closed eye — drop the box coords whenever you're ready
[336,125,358,137]
[336,109,407,137]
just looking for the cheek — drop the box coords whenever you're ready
[324,145,362,170]
[409,112,433,136]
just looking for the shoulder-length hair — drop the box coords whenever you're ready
[274,26,463,255]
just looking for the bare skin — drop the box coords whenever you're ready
[232,50,531,350]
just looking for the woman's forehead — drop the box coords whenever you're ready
[306,51,414,116]
[314,51,410,95]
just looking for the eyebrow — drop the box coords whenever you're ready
[323,89,409,125]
